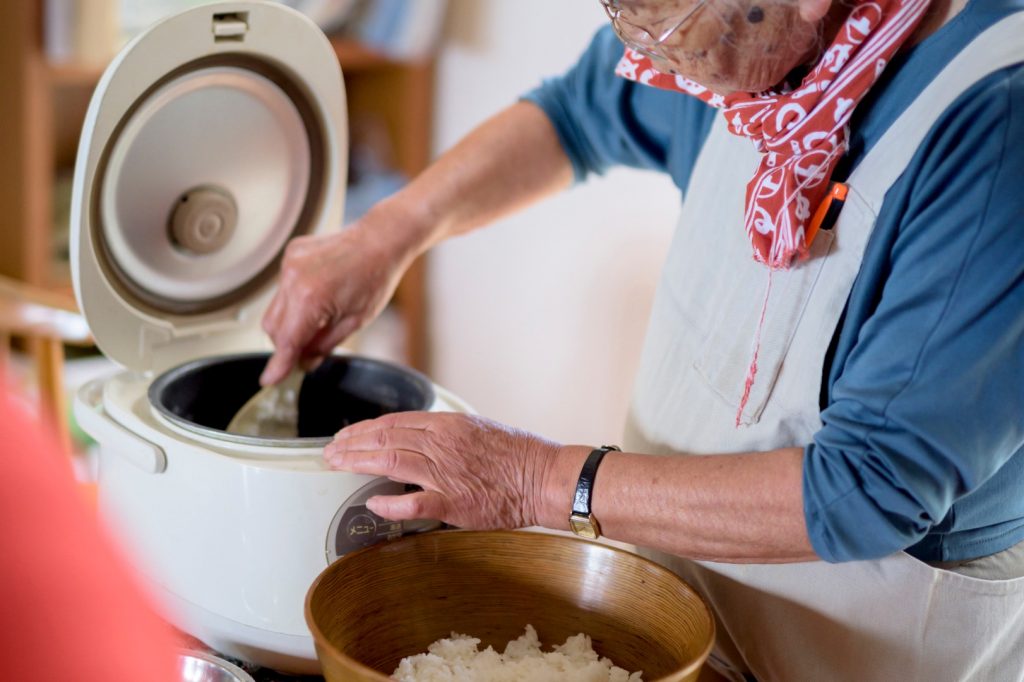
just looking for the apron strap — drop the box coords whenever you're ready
[851,12,1024,211]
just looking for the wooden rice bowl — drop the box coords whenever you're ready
[305,530,714,681]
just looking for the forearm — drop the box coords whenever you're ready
[536,446,818,563]
[370,101,574,260]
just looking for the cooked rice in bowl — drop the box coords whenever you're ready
[392,624,643,681]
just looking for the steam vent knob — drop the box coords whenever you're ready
[169,186,238,255]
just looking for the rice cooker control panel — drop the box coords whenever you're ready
[326,479,442,561]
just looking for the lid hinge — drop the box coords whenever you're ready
[212,11,249,42]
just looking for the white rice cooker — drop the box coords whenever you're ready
[69,2,470,673]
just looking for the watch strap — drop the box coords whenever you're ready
[571,445,620,516]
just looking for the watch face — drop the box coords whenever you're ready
[569,515,599,540]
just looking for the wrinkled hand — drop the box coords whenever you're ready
[324,412,562,529]
[260,216,415,385]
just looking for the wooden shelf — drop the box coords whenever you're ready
[45,38,417,90]
[331,37,408,71]
[48,60,104,88]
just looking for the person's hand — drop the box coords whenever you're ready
[323,412,566,529]
[260,211,418,385]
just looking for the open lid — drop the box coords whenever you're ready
[71,1,347,374]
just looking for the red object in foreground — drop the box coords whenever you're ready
[0,382,177,682]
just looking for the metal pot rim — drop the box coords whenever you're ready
[147,352,436,448]
[177,648,255,682]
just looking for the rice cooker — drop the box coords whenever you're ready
[69,2,470,673]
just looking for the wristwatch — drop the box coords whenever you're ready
[568,445,620,540]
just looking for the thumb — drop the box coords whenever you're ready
[260,347,299,386]
[367,490,448,522]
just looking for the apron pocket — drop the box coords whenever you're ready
[901,550,1024,591]
[691,186,877,425]
[898,551,1024,681]
[693,229,836,425]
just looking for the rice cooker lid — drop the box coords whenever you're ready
[71,2,348,374]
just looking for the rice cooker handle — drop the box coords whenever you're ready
[74,379,167,474]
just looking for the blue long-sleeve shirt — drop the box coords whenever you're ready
[524,0,1024,563]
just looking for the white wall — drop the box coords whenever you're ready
[428,1,681,445]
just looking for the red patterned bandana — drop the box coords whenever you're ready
[615,0,931,269]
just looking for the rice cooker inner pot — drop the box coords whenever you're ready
[148,353,435,447]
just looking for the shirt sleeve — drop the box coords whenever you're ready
[521,25,716,192]
[803,67,1024,562]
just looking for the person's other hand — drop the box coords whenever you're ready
[260,213,416,385]
[323,412,564,529]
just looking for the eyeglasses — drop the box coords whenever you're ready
[600,0,708,61]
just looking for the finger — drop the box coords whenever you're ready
[331,411,441,442]
[262,291,286,336]
[261,299,301,385]
[293,315,336,371]
[325,426,434,459]
[260,346,299,386]
[298,354,325,374]
[304,315,360,359]
[325,446,435,484]
[366,490,448,522]
[262,308,327,384]
[297,315,359,373]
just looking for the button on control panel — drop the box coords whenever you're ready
[326,479,443,561]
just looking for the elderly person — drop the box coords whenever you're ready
[261,0,1024,678]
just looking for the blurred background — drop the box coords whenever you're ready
[0,0,679,471]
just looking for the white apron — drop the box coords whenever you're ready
[624,16,1024,682]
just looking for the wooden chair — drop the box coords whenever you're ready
[0,275,93,452]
